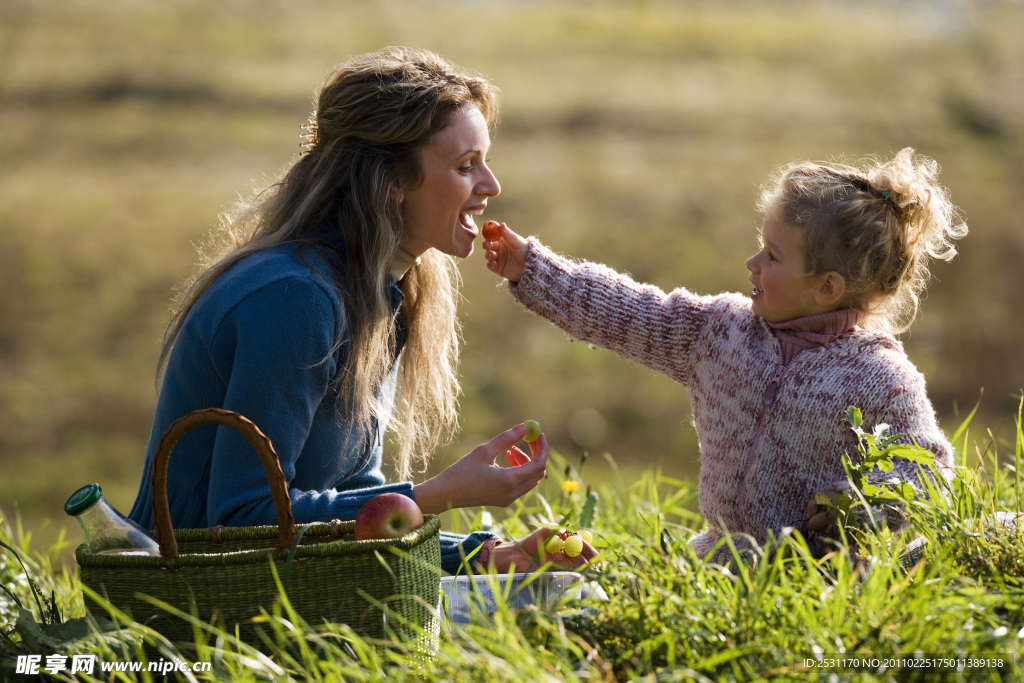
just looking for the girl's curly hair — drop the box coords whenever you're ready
[759,148,967,334]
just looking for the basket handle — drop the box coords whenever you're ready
[150,408,296,561]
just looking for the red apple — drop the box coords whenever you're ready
[354,493,424,541]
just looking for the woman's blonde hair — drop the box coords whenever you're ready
[159,47,500,478]
[758,147,967,334]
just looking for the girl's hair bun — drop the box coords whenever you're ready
[866,148,965,265]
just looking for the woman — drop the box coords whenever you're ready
[128,47,596,573]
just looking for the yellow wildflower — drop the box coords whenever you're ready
[561,480,580,493]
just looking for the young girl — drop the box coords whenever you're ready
[484,148,967,561]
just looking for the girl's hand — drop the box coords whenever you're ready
[413,424,548,514]
[485,527,599,573]
[483,221,529,284]
[805,490,840,533]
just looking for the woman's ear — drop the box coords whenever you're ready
[815,272,846,308]
[390,183,404,204]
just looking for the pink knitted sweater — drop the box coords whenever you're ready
[508,240,953,560]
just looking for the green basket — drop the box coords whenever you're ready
[75,408,442,653]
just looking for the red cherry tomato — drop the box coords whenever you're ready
[482,221,501,242]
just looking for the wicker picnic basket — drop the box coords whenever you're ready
[75,408,442,652]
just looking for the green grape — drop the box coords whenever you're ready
[563,534,584,558]
[545,533,564,554]
[523,420,542,442]
[578,529,593,545]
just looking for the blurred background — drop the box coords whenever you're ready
[2,0,1022,562]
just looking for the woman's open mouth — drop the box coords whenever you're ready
[459,208,486,234]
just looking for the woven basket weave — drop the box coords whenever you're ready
[75,408,441,652]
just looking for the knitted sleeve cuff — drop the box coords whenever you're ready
[439,531,501,575]
[508,238,582,327]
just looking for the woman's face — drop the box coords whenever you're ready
[745,206,829,323]
[398,105,500,259]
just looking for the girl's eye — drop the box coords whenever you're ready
[767,251,776,262]
[458,165,473,174]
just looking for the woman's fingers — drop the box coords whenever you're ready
[481,424,529,464]
[522,433,548,470]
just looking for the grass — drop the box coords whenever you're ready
[3,406,1024,682]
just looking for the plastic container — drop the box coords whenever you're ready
[440,572,606,625]
[63,483,160,556]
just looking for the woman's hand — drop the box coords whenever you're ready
[805,490,840,533]
[483,221,529,284]
[485,527,599,573]
[413,423,548,514]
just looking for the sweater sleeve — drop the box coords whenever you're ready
[439,531,500,575]
[509,239,708,385]
[205,276,414,527]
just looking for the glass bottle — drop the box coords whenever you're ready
[63,483,161,556]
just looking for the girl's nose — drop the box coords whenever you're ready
[745,254,758,272]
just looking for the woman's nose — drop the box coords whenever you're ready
[478,165,500,198]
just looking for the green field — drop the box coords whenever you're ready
[1,0,1023,561]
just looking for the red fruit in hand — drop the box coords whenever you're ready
[354,493,424,541]
[505,447,530,467]
[482,220,501,242]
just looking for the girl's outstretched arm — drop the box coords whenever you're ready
[486,231,715,387]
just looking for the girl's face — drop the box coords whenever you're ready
[746,206,831,323]
[398,105,500,259]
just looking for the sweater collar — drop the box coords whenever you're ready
[768,309,867,364]
[389,248,420,282]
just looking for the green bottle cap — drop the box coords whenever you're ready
[64,483,103,516]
